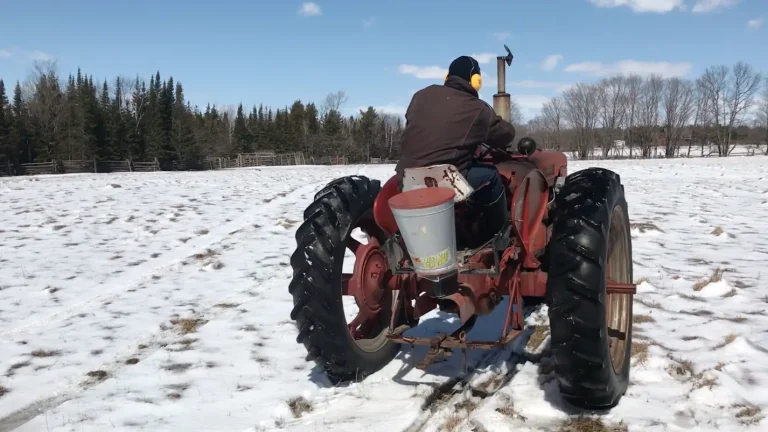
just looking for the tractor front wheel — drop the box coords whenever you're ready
[546,167,634,410]
[289,176,409,383]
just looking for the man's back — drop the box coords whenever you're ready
[395,76,515,178]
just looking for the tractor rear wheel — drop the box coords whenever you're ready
[546,167,634,410]
[289,176,408,383]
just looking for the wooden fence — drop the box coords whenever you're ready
[0,151,382,178]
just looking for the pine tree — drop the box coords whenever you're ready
[0,80,11,165]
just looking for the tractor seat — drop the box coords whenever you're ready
[401,164,475,202]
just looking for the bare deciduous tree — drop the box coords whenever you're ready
[623,74,643,157]
[562,83,599,159]
[759,77,768,154]
[541,96,564,150]
[25,60,67,160]
[596,76,628,158]
[320,91,348,118]
[720,62,763,156]
[636,74,663,157]
[662,77,695,157]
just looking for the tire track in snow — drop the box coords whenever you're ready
[0,183,305,341]
[0,182,324,430]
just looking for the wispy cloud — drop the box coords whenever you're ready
[398,64,447,79]
[747,18,763,30]
[541,54,563,71]
[298,2,322,17]
[564,60,692,78]
[692,0,738,13]
[29,50,52,61]
[0,49,11,58]
[362,16,376,28]
[587,0,684,13]
[470,53,497,64]
[490,31,510,41]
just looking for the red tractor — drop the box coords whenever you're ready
[288,47,636,410]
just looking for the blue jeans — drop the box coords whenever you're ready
[465,162,504,207]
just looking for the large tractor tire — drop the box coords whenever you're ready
[546,167,634,410]
[289,176,407,383]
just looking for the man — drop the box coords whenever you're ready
[395,55,516,242]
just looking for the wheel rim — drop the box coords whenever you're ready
[606,204,632,373]
[341,212,393,353]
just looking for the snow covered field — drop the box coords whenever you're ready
[1,156,767,432]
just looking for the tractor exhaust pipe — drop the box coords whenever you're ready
[492,45,514,123]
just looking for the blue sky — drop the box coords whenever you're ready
[0,0,765,119]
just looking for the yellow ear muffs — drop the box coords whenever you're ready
[470,73,482,91]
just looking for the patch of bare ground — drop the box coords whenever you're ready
[443,414,464,432]
[635,276,649,284]
[558,417,628,432]
[163,363,193,373]
[693,267,730,291]
[86,370,108,381]
[125,358,139,365]
[682,336,702,341]
[214,303,240,308]
[526,325,549,351]
[634,314,655,324]
[287,396,313,418]
[734,404,763,425]
[170,318,208,334]
[711,226,724,236]
[630,222,664,233]
[168,338,198,352]
[691,370,718,390]
[667,355,694,379]
[195,228,209,235]
[30,349,60,357]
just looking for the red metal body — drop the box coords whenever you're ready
[361,148,629,369]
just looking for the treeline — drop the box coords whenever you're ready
[0,61,405,168]
[524,61,768,158]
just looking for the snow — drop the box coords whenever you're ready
[1,156,767,432]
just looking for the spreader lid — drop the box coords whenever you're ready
[388,187,455,210]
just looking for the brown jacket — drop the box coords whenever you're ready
[395,76,516,178]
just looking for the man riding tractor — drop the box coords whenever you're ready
[395,55,516,244]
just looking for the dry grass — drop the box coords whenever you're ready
[691,371,718,390]
[443,414,463,432]
[163,363,192,373]
[693,267,727,291]
[454,397,478,413]
[667,356,694,377]
[526,325,550,350]
[635,277,649,284]
[713,334,738,349]
[630,222,664,233]
[214,303,240,309]
[722,288,738,298]
[634,314,656,324]
[287,396,313,418]
[711,226,725,236]
[30,349,60,357]
[734,404,761,420]
[0,385,8,398]
[170,318,208,334]
[631,341,650,365]
[495,395,527,421]
[558,417,628,432]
